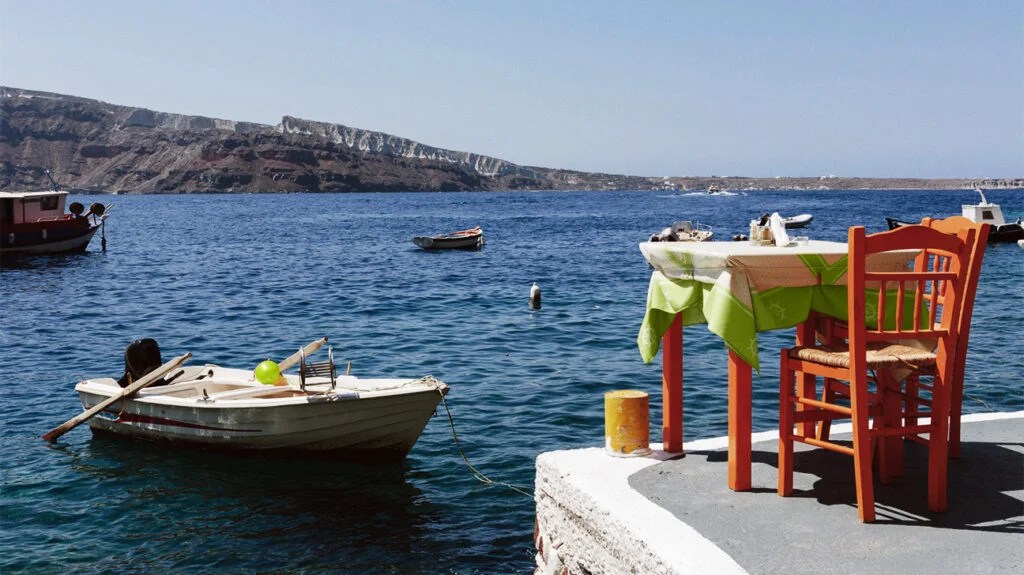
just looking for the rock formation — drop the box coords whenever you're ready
[0,86,984,193]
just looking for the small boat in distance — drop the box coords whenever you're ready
[781,213,813,228]
[648,220,714,242]
[1,171,109,257]
[886,188,1023,243]
[412,226,484,250]
[68,338,448,461]
[706,184,722,195]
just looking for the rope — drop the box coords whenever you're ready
[962,390,993,412]
[318,373,534,497]
[433,384,534,498]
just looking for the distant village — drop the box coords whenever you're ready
[968,178,1024,189]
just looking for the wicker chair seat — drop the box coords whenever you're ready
[788,342,937,370]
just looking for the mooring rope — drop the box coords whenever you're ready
[963,390,993,412]
[432,383,534,498]
[323,374,534,497]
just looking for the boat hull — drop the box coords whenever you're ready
[0,221,99,256]
[75,373,447,460]
[990,223,1024,243]
[412,235,483,249]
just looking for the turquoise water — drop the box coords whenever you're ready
[2,189,1021,574]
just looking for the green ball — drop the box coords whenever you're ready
[254,360,280,385]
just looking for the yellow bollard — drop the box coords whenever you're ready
[604,390,652,457]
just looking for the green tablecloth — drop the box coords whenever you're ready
[637,240,916,372]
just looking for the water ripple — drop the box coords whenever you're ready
[1,189,1021,573]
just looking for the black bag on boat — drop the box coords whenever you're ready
[117,338,164,388]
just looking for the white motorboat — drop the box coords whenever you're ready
[887,188,1023,243]
[648,220,714,242]
[69,339,448,461]
[960,188,1023,243]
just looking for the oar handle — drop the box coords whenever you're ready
[278,337,328,372]
[42,352,192,442]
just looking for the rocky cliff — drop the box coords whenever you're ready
[0,86,661,193]
[0,86,988,193]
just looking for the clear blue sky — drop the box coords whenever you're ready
[2,0,1021,178]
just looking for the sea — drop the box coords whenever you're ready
[2,188,1021,574]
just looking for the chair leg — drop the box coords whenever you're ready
[778,351,794,497]
[816,377,837,440]
[878,370,904,481]
[928,374,951,513]
[904,374,921,429]
[949,375,964,459]
[849,374,876,523]
[797,371,816,438]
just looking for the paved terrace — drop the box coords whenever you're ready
[534,412,1023,574]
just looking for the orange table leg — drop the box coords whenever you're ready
[728,350,752,491]
[661,315,683,453]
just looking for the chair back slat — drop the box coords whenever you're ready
[877,280,888,331]
[894,280,906,333]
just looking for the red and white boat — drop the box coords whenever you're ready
[1,180,108,257]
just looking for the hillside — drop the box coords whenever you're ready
[0,87,1000,194]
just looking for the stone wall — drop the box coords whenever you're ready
[533,448,745,575]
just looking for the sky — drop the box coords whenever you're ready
[1,0,1021,179]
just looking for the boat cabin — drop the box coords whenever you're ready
[0,190,73,228]
[962,189,1008,227]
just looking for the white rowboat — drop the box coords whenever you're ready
[74,362,448,461]
[412,226,484,250]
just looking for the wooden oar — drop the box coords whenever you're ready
[277,337,328,372]
[41,352,192,442]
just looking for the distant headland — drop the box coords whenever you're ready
[1,87,1018,194]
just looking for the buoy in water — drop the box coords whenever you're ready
[529,282,541,309]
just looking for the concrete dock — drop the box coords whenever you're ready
[534,412,1024,574]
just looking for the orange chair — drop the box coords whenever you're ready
[814,216,990,458]
[778,224,977,522]
[908,216,989,457]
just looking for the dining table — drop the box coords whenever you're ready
[636,239,917,491]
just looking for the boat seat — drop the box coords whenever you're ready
[207,385,300,401]
[299,346,336,391]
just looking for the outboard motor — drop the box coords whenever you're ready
[117,338,163,388]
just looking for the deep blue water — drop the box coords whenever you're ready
[2,189,1021,574]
